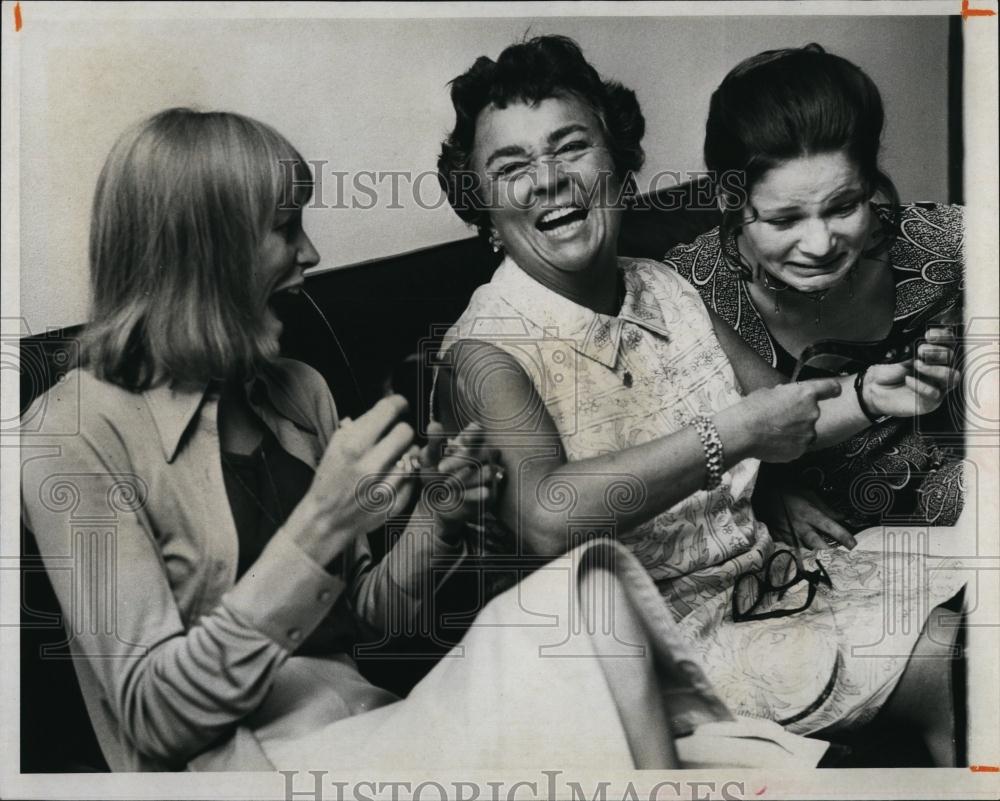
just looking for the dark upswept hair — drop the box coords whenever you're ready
[437,35,645,238]
[83,108,313,390]
[704,44,900,276]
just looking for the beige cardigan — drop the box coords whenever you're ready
[21,359,441,770]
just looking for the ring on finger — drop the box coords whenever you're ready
[395,454,423,473]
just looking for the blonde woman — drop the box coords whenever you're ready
[22,109,505,770]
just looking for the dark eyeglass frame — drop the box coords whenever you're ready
[732,548,832,623]
[732,490,835,623]
[791,293,961,381]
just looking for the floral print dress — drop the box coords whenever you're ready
[440,256,965,734]
[664,203,966,528]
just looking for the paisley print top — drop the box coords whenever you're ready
[664,203,966,528]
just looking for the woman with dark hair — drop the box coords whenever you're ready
[664,44,965,542]
[436,35,966,764]
[439,35,645,247]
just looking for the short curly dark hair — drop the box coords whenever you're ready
[437,35,645,239]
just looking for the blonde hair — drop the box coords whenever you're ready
[83,108,312,390]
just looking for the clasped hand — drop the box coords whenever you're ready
[861,328,961,418]
[301,396,499,560]
[722,328,960,465]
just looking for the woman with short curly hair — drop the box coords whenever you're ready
[436,35,966,765]
[438,34,645,248]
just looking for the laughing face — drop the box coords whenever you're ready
[738,151,875,295]
[470,95,624,291]
[256,186,320,352]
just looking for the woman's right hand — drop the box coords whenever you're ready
[715,379,843,463]
[289,395,418,564]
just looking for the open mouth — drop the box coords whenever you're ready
[789,254,844,270]
[267,284,304,317]
[536,205,589,236]
[270,283,304,301]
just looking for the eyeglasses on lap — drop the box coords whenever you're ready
[732,548,833,623]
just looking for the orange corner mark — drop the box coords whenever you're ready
[970,764,1000,772]
[14,1,22,31]
[962,0,997,17]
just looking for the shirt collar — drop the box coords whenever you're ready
[143,364,318,463]
[489,256,671,369]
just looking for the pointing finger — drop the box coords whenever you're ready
[804,377,842,401]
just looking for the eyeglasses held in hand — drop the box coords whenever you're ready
[790,293,961,381]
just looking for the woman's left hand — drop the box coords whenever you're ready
[417,421,503,534]
[864,328,961,419]
[768,487,857,550]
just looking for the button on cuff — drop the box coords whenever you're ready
[222,533,346,651]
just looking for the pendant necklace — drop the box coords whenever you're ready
[759,269,791,314]
[760,262,857,324]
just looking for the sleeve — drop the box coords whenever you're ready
[281,357,341,439]
[915,203,965,281]
[20,393,345,769]
[943,203,965,278]
[347,519,466,640]
[270,358,468,638]
[893,204,966,324]
[661,238,699,281]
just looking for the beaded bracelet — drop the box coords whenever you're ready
[692,415,725,491]
[853,366,891,425]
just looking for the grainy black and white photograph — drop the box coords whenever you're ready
[2,2,998,799]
